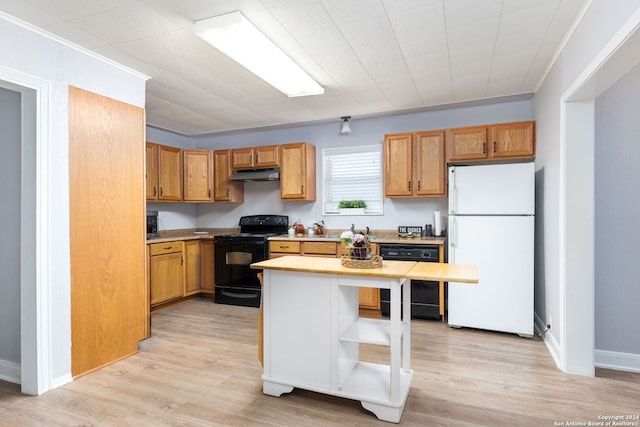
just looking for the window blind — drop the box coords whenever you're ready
[322,144,383,215]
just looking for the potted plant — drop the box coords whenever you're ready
[338,199,367,215]
[340,230,370,260]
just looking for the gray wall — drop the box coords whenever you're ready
[0,86,21,364]
[148,99,533,231]
[595,63,640,355]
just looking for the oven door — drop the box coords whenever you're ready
[214,239,266,307]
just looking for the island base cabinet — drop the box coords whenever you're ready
[261,269,412,423]
[264,272,332,389]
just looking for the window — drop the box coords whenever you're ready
[322,144,383,215]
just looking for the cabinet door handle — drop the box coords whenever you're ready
[280,245,289,249]
[153,187,157,197]
[255,154,259,164]
[181,256,184,266]
[483,142,486,154]
[226,188,229,197]
[417,180,421,191]
[163,246,172,250]
[160,187,163,196]
[408,181,411,192]
[301,185,304,195]
[493,141,497,152]
[249,154,252,164]
[208,189,211,198]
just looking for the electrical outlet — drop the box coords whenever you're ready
[547,316,552,330]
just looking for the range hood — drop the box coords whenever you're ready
[229,168,280,182]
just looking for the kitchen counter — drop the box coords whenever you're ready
[268,233,446,246]
[147,229,446,245]
[146,228,237,244]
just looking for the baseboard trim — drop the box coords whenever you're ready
[534,312,562,371]
[595,349,640,373]
[0,359,20,384]
[50,373,73,390]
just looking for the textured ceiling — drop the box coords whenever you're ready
[1,0,587,136]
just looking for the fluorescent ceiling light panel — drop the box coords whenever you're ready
[194,12,324,97]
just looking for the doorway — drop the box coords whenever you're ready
[560,15,640,375]
[0,67,52,395]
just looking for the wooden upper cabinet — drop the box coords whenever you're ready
[232,145,279,169]
[384,131,446,198]
[157,144,182,201]
[183,150,213,202]
[255,145,279,167]
[213,149,244,202]
[280,142,316,201]
[490,121,535,159]
[447,121,535,163]
[231,147,254,169]
[384,133,414,197]
[415,131,446,196]
[146,142,159,200]
[447,126,488,162]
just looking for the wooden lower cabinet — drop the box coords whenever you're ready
[269,239,381,313]
[149,239,215,309]
[201,240,215,294]
[184,241,201,296]
[269,241,301,258]
[301,241,338,256]
[149,241,185,306]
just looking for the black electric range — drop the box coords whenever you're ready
[213,215,288,307]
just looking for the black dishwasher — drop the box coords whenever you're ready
[379,244,441,320]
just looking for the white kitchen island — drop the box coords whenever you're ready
[251,256,478,423]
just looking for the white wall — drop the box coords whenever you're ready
[532,0,640,373]
[0,12,147,389]
[0,86,21,370]
[148,99,532,231]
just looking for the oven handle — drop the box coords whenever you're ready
[220,290,259,299]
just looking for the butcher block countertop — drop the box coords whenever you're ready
[406,262,478,283]
[251,255,478,283]
[251,255,417,278]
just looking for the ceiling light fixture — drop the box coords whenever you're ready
[194,11,324,98]
[340,116,352,135]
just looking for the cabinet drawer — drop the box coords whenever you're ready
[149,241,184,256]
[269,241,301,253]
[302,241,338,256]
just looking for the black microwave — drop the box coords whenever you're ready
[147,211,158,238]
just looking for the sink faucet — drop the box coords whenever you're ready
[366,226,370,235]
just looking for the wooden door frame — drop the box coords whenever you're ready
[0,66,52,395]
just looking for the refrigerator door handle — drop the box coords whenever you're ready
[449,217,456,252]
[450,167,456,214]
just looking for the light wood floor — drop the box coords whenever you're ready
[1,298,638,426]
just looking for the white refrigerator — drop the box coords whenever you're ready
[447,162,534,337]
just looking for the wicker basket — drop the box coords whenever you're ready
[341,254,383,268]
